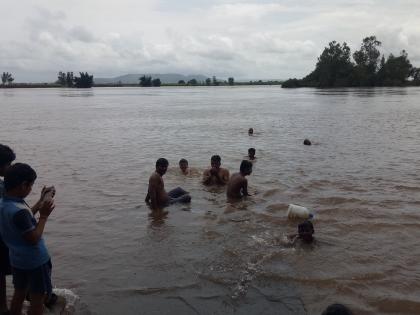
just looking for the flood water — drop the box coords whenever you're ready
[1,86,420,314]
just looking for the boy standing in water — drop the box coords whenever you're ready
[202,155,230,186]
[0,144,16,315]
[0,163,55,315]
[226,160,252,199]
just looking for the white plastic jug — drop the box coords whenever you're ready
[287,204,312,220]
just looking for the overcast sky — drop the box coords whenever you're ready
[1,0,419,82]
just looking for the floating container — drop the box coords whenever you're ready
[287,204,313,220]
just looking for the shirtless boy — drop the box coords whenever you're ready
[288,220,315,244]
[226,160,252,199]
[179,159,189,175]
[202,155,230,186]
[145,158,191,210]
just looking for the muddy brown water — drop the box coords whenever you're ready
[1,86,420,314]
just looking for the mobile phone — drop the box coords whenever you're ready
[43,186,56,202]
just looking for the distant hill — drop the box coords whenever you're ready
[94,73,208,84]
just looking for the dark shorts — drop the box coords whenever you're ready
[167,187,191,204]
[12,260,52,296]
[0,237,11,275]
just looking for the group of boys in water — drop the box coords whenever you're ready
[0,133,327,315]
[145,152,255,210]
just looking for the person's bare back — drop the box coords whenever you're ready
[226,160,253,200]
[227,173,248,199]
[146,172,169,209]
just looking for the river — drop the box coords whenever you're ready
[1,86,420,314]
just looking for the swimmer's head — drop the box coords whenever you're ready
[156,158,169,175]
[248,128,254,135]
[322,304,353,315]
[303,139,312,146]
[240,160,252,176]
[210,155,221,169]
[179,158,188,174]
[248,148,256,159]
[298,220,314,243]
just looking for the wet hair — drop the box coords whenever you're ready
[0,144,16,168]
[4,163,37,191]
[179,158,188,165]
[321,304,353,315]
[211,155,221,163]
[303,139,312,145]
[298,220,314,234]
[248,148,256,154]
[156,158,169,168]
[240,160,253,173]
[248,128,254,134]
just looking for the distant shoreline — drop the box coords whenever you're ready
[0,81,284,89]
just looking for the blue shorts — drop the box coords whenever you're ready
[0,237,11,275]
[12,260,52,296]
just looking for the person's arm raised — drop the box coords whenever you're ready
[23,200,55,245]
[242,178,250,196]
[220,169,230,185]
[148,176,161,210]
[202,170,212,185]
[31,186,55,215]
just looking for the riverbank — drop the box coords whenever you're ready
[0,81,283,89]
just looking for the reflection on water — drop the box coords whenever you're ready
[1,86,420,314]
[59,88,95,97]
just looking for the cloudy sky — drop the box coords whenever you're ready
[1,0,419,82]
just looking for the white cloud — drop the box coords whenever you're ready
[0,1,419,81]
[211,3,288,20]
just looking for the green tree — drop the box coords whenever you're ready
[152,78,161,87]
[212,76,219,86]
[187,78,198,85]
[1,72,14,85]
[178,80,185,85]
[57,71,66,86]
[410,67,420,85]
[228,77,234,86]
[73,72,94,88]
[381,50,413,85]
[66,72,74,87]
[352,36,382,86]
[139,75,152,87]
[205,78,211,85]
[303,41,353,87]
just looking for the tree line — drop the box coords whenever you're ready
[139,75,236,87]
[282,35,420,88]
[57,71,94,88]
